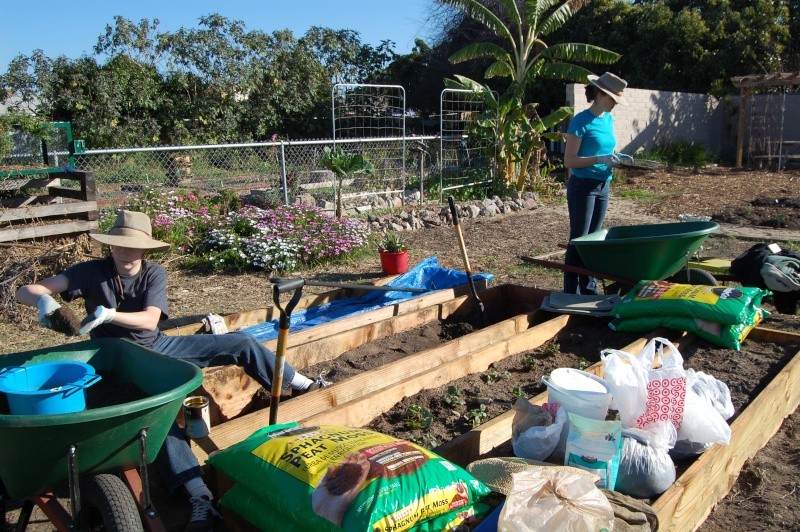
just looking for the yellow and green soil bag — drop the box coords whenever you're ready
[614,281,768,325]
[220,482,491,531]
[609,308,766,350]
[208,423,492,532]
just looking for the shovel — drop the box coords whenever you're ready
[447,196,488,324]
[269,278,304,425]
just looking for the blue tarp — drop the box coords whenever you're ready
[243,256,493,342]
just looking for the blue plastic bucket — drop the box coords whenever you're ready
[0,361,101,415]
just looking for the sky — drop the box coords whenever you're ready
[0,0,439,70]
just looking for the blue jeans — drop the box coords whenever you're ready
[564,176,610,294]
[151,332,296,491]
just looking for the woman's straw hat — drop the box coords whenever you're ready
[90,210,170,252]
[466,457,599,495]
[588,72,628,105]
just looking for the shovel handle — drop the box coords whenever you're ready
[270,277,305,295]
[448,197,472,272]
[269,278,305,425]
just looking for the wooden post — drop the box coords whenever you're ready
[736,87,752,168]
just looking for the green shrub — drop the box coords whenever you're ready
[641,140,710,167]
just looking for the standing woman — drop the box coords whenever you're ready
[563,72,628,294]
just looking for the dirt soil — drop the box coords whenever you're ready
[2,166,800,531]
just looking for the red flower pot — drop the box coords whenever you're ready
[379,251,409,275]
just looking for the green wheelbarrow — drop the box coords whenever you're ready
[523,221,721,291]
[0,338,202,531]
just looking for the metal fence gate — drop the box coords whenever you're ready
[439,88,495,200]
[331,84,407,207]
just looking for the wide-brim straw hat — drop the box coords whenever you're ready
[588,72,628,105]
[466,457,599,496]
[90,210,171,252]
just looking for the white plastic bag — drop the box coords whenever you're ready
[601,347,649,427]
[512,400,566,461]
[498,468,615,532]
[615,426,676,498]
[687,368,735,420]
[636,337,687,432]
[674,384,731,456]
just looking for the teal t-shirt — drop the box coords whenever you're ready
[568,109,616,181]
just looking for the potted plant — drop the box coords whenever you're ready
[377,230,409,275]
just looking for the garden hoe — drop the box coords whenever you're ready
[267,278,429,424]
[447,196,488,325]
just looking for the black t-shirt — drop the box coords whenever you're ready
[61,258,169,348]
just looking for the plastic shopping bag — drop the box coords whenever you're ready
[498,468,615,532]
[511,400,566,461]
[635,337,687,432]
[687,369,735,420]
[601,348,649,428]
[672,384,732,458]
[615,425,676,498]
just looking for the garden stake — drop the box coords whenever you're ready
[447,196,488,325]
[269,278,304,425]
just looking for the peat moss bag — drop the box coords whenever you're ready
[609,307,765,350]
[219,482,491,532]
[208,423,492,532]
[614,281,767,325]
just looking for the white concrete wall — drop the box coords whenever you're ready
[565,84,737,157]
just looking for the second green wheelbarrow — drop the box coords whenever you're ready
[523,221,721,288]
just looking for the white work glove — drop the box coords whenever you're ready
[596,153,621,167]
[615,153,634,165]
[79,305,117,335]
[36,294,62,329]
[202,313,229,335]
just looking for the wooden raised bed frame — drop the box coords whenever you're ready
[193,283,800,531]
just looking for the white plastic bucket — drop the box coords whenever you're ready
[541,368,612,420]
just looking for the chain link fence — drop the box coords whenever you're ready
[70,135,494,213]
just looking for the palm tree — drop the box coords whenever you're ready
[442,0,620,190]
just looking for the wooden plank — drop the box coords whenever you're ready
[0,201,97,223]
[163,275,481,337]
[190,305,550,462]
[300,315,571,444]
[274,288,475,349]
[651,332,800,531]
[0,219,98,243]
[193,283,494,421]
[46,186,86,200]
[0,177,60,191]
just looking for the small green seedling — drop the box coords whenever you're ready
[411,432,440,449]
[443,385,466,408]
[465,404,490,428]
[483,366,510,384]
[576,357,589,370]
[404,404,433,430]
[540,341,561,357]
[511,386,524,401]
[522,353,539,369]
